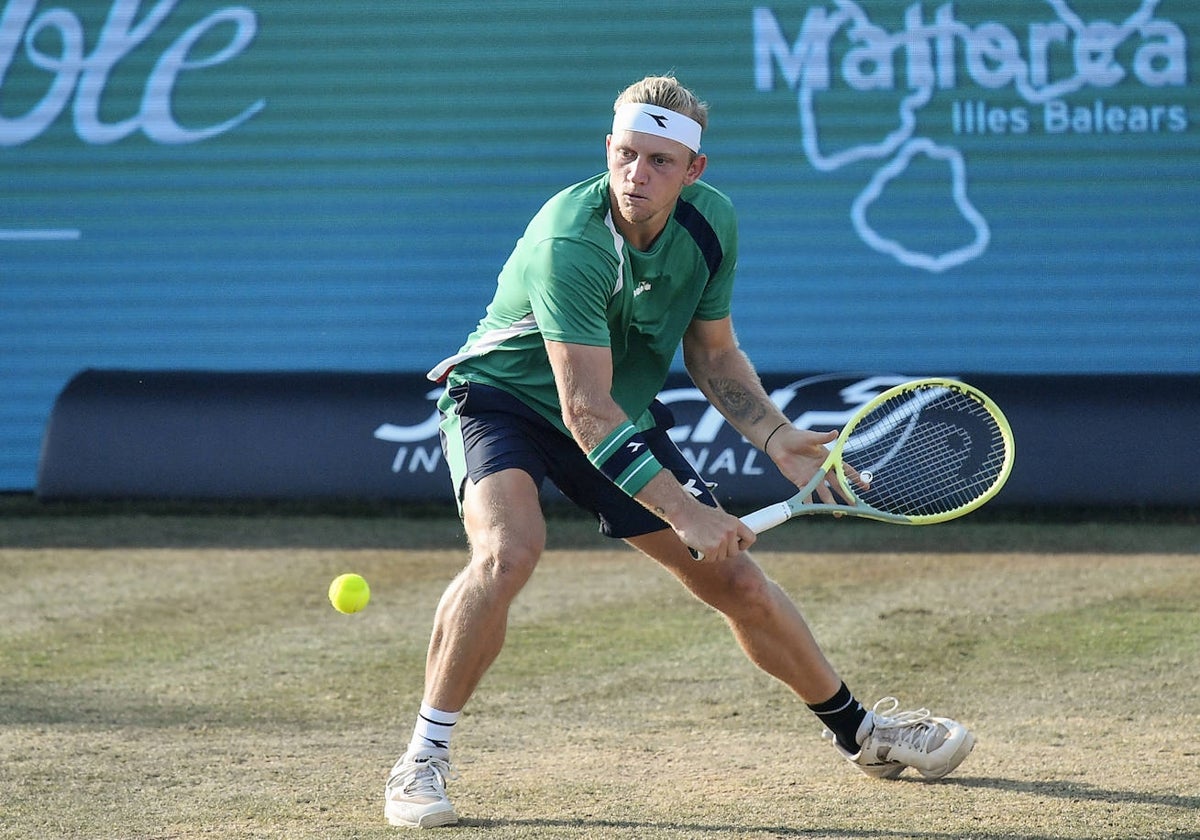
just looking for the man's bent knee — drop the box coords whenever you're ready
[460,469,546,599]
[468,542,539,589]
[701,555,779,622]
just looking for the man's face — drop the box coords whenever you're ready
[606,129,706,246]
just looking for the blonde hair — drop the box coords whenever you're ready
[613,75,709,131]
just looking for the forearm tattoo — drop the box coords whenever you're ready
[707,377,768,425]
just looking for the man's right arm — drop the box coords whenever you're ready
[544,338,753,562]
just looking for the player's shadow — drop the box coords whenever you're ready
[461,819,1063,839]
[461,820,973,838]
[947,773,1200,811]
[463,776,1200,837]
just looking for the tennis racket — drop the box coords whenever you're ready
[740,378,1014,537]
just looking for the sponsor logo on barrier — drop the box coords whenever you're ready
[660,373,915,479]
[0,0,263,147]
[373,389,444,475]
[371,374,923,483]
[752,1,1190,271]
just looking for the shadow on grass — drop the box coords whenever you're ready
[463,813,1198,840]
[453,774,1200,838]
[1,494,1197,553]
[948,774,1200,813]
[463,774,1200,837]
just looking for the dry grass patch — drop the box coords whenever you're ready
[1,508,1197,839]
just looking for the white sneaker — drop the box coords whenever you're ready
[384,749,458,828]
[824,697,975,780]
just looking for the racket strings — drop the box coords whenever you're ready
[846,389,1008,518]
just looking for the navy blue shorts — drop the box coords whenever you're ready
[438,382,718,539]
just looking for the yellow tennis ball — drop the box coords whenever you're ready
[328,573,370,614]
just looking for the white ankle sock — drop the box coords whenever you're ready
[408,702,460,754]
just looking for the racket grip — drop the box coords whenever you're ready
[692,501,793,562]
[741,502,793,535]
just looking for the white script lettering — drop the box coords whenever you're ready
[0,0,264,147]
[753,2,1187,96]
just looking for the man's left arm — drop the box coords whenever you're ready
[682,316,842,504]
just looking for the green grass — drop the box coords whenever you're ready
[1,500,1198,838]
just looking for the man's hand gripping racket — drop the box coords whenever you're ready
[736,378,1014,544]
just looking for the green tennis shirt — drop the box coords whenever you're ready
[428,172,738,434]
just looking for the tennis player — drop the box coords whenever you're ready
[385,75,974,829]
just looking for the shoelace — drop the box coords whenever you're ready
[388,757,454,798]
[869,697,942,752]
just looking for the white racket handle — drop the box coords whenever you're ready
[692,501,793,561]
[741,502,793,535]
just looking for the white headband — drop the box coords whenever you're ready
[611,102,702,153]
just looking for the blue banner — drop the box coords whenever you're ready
[4,1,1199,490]
[38,370,1200,507]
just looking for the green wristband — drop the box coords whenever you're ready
[587,422,663,497]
